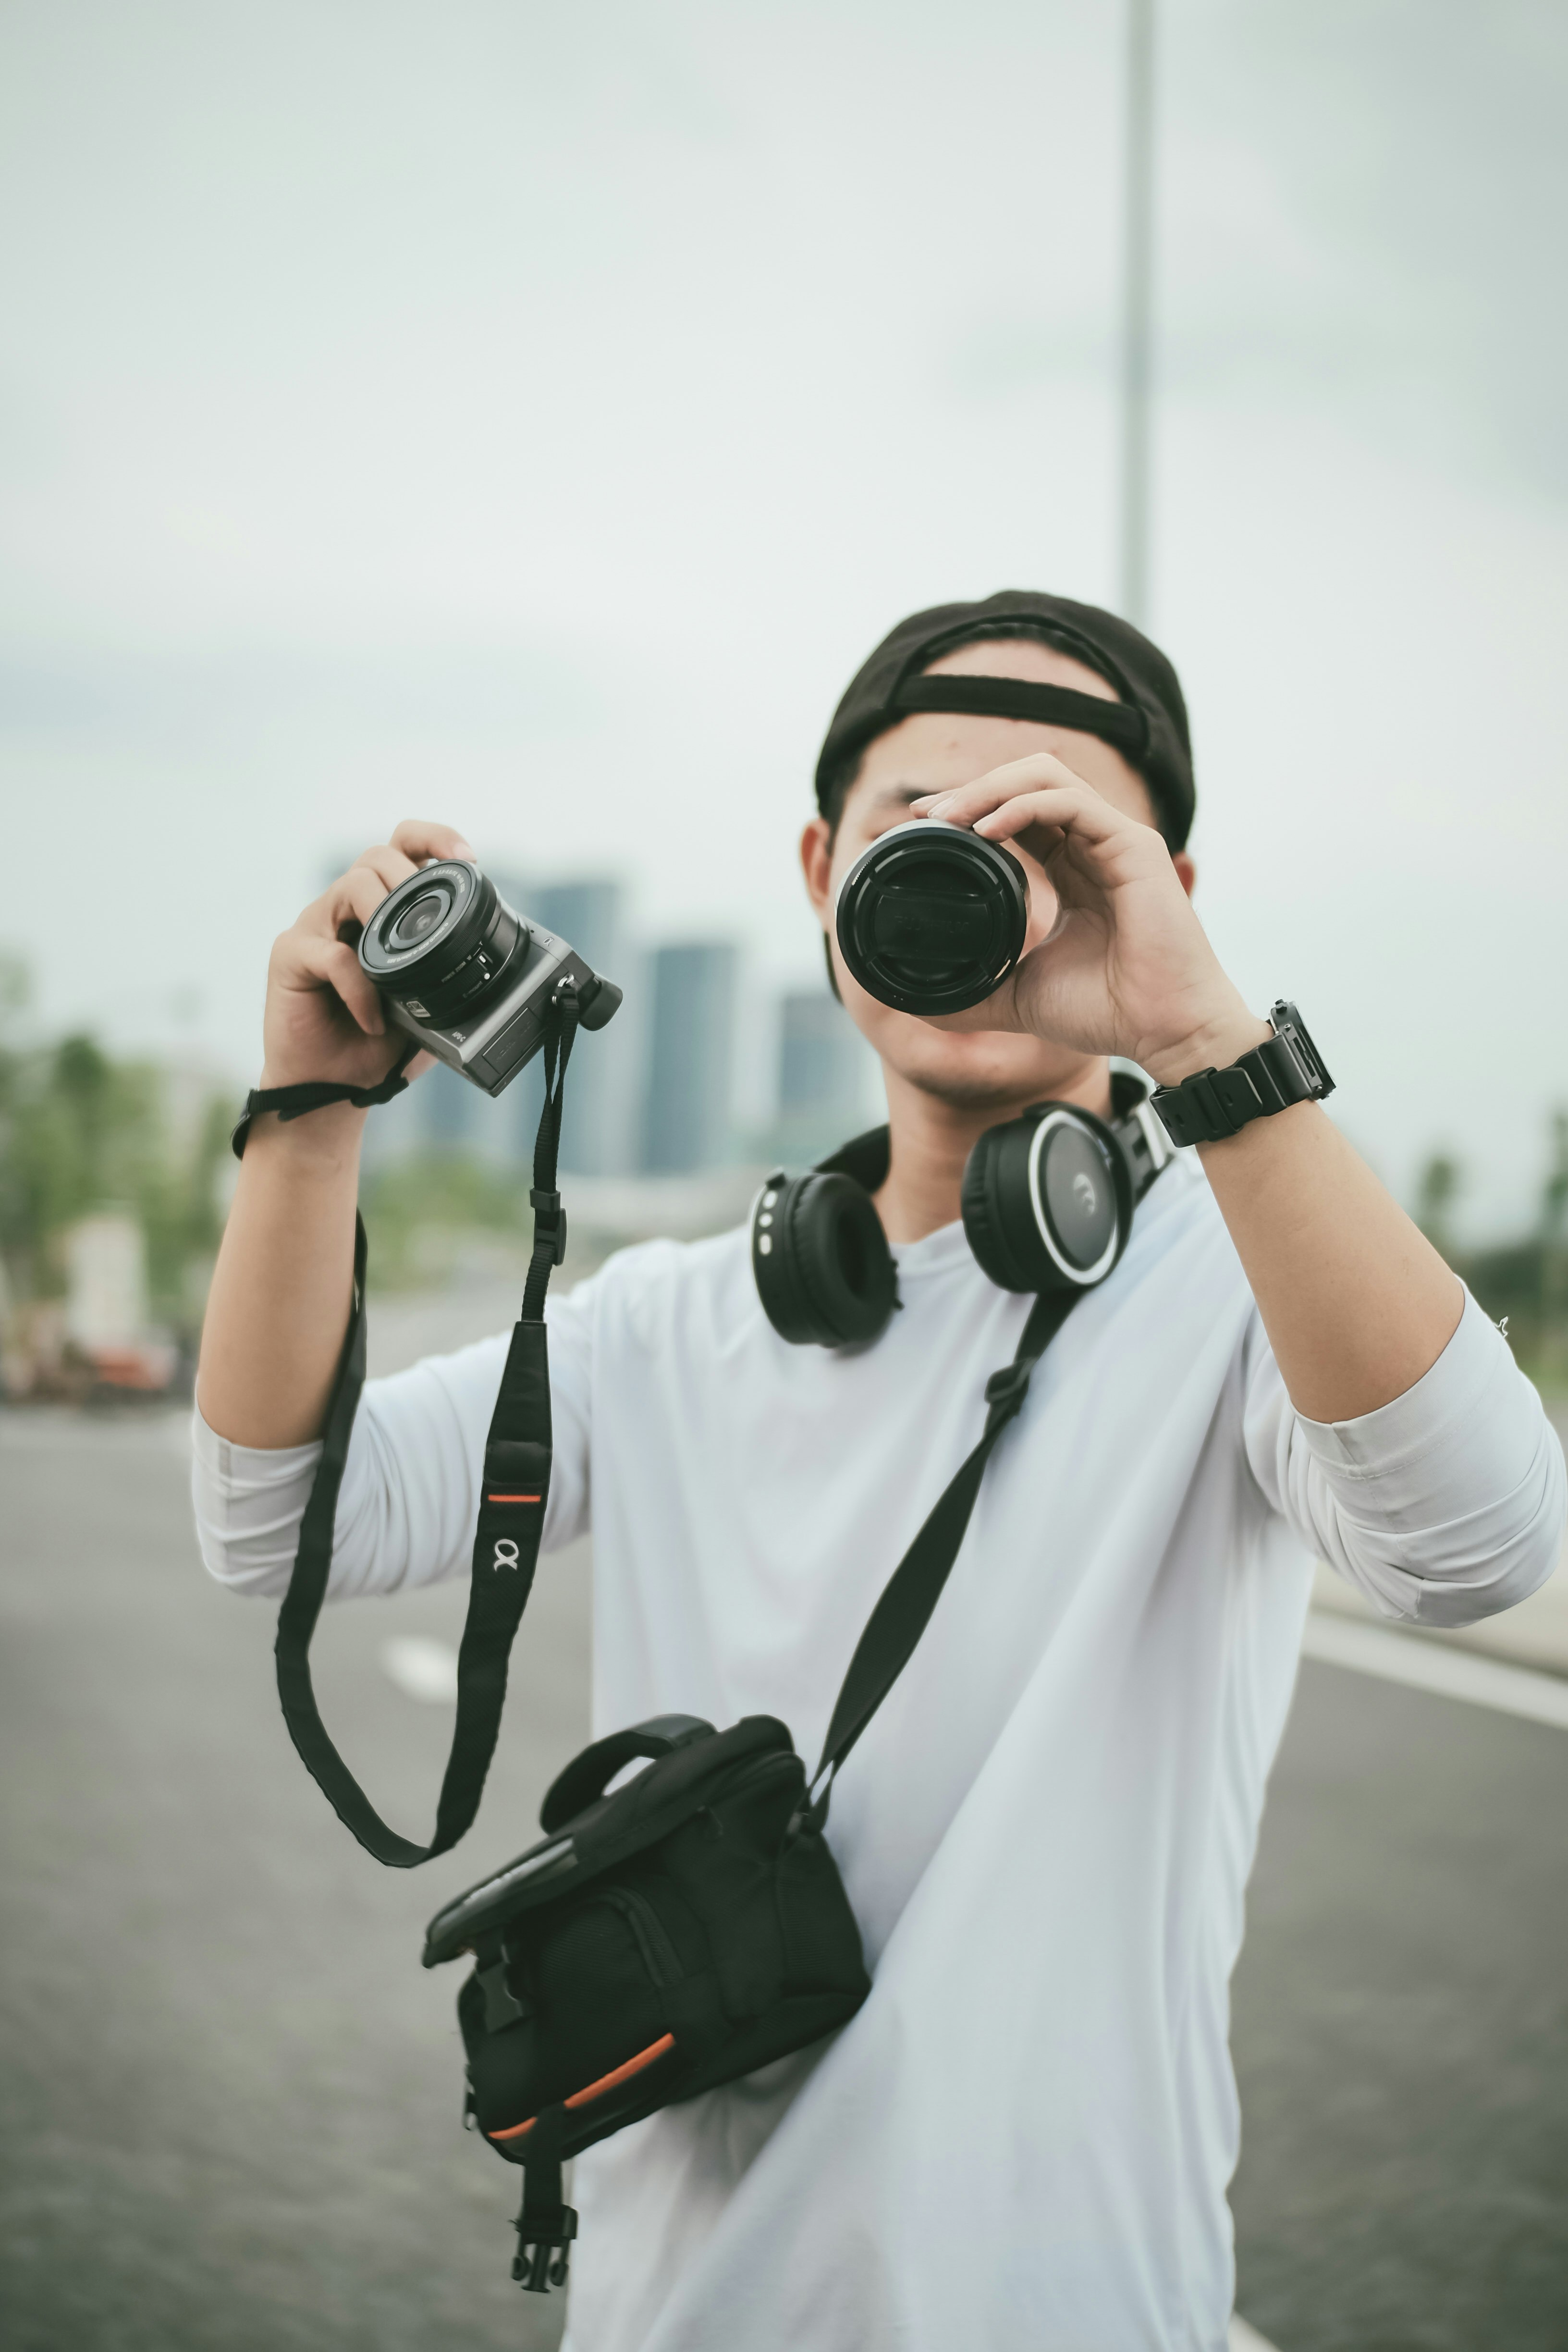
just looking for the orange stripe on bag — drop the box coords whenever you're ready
[488,1494,541,1504]
[487,2034,676,2143]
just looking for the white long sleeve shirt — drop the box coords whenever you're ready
[192,1152,1564,2352]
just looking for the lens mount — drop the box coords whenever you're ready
[359,861,525,1028]
[834,820,1028,1016]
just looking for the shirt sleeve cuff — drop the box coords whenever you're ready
[191,1400,325,1486]
[1295,1288,1519,1489]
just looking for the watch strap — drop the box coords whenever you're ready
[1151,1002,1333,1148]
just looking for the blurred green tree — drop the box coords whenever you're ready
[1417,1109,1568,1388]
[0,957,235,1330]
[360,1149,530,1289]
[1414,1149,1464,1252]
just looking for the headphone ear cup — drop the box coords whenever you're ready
[961,1119,1044,1292]
[752,1172,898,1347]
[963,1106,1131,1294]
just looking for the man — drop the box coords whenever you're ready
[193,591,1564,2351]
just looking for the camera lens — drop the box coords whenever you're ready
[835,820,1028,1015]
[389,888,450,950]
[358,861,527,1028]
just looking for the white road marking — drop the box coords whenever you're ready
[380,1636,459,1704]
[1230,2320,1281,2352]
[1302,1610,1568,1731]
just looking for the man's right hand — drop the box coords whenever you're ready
[260,818,476,1091]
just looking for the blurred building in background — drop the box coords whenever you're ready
[356,866,750,1180]
[640,941,738,1176]
[343,855,879,1187]
[770,985,878,1166]
[499,875,638,1178]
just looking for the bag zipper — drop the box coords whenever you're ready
[594,1885,683,1988]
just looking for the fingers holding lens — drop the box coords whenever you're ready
[910,754,1086,825]
[294,936,386,1037]
[390,818,476,866]
[335,860,410,932]
[350,841,422,895]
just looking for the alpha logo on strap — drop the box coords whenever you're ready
[493,1539,522,1573]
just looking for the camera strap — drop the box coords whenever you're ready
[270,995,1113,1867]
[229,1046,420,1161]
[273,991,581,1867]
[803,1280,1080,1828]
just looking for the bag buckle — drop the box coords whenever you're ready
[513,2203,578,2293]
[473,1930,528,2032]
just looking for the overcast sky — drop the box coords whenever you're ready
[2,0,1565,1232]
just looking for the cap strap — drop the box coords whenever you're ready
[893,673,1151,756]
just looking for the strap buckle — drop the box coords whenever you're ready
[530,1188,568,1264]
[473,1930,529,2032]
[983,1360,1034,1425]
[1126,1094,1175,1182]
[513,2204,578,2294]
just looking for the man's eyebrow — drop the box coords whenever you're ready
[864,781,933,809]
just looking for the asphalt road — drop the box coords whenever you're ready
[2,1408,1566,2352]
[1231,1660,1568,2349]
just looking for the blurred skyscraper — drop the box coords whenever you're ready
[640,942,738,1175]
[344,858,755,1181]
[353,866,637,1176]
[772,986,878,1164]
[497,875,638,1177]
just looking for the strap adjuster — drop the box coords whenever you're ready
[983,1360,1034,1424]
[530,1188,568,1264]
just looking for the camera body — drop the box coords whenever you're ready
[358,862,622,1097]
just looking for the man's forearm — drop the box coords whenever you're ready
[196,1103,368,1448]
[1197,1096,1464,1426]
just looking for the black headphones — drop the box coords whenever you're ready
[751,1070,1175,1348]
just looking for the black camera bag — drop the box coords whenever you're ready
[249,998,1083,2293]
[423,1709,870,2289]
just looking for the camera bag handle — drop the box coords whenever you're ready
[264,990,582,1868]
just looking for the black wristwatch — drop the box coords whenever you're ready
[1150,1001,1334,1148]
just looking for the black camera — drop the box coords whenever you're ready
[834,819,1028,1016]
[358,862,622,1096]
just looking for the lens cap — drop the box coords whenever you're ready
[835,820,1028,1015]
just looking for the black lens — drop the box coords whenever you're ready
[358,861,526,1027]
[390,888,449,949]
[835,822,1028,1015]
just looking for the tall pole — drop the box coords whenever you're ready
[1119,0,1156,629]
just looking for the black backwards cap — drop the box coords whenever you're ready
[815,588,1196,852]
